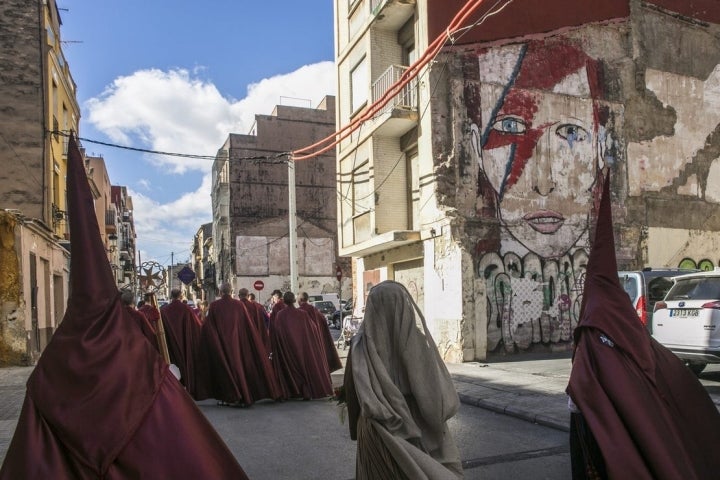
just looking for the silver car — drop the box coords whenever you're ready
[652,269,720,375]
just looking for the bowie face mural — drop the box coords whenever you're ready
[468,39,612,353]
[471,40,606,258]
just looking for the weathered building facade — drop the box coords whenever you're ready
[0,0,79,364]
[110,186,137,289]
[212,97,349,302]
[335,0,720,361]
[191,222,215,302]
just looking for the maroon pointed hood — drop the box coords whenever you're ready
[66,135,118,305]
[574,170,655,380]
[26,134,165,474]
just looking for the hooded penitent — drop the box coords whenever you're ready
[344,280,463,480]
[0,134,248,479]
[567,170,720,479]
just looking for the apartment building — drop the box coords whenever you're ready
[212,96,347,301]
[0,0,80,364]
[110,186,137,289]
[334,0,720,361]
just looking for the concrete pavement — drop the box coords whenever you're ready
[447,355,573,432]
[1,352,576,466]
[0,366,33,461]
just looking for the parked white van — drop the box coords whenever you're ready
[307,293,340,312]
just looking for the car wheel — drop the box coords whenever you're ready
[686,362,707,376]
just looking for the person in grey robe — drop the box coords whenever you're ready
[343,280,463,479]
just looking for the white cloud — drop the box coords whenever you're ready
[130,174,212,263]
[86,62,336,263]
[136,178,152,191]
[85,62,336,174]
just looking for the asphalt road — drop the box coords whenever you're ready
[199,397,570,480]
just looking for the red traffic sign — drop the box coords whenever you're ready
[253,280,265,291]
[336,266,342,281]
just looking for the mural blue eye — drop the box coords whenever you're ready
[555,124,588,142]
[492,116,526,134]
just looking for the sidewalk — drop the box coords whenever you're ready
[447,355,573,432]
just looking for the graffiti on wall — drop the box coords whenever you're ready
[479,250,587,352]
[678,258,716,271]
[468,39,613,352]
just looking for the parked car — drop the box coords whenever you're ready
[311,300,337,324]
[618,268,698,333]
[652,269,720,375]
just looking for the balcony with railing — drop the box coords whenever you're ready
[105,208,118,234]
[370,64,418,136]
[119,238,133,261]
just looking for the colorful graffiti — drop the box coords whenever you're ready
[468,39,610,352]
[678,258,716,271]
[479,250,587,353]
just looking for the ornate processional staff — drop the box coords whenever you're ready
[138,261,171,365]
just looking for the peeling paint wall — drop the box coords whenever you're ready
[0,212,69,365]
[335,0,720,361]
[625,9,720,270]
[0,212,24,365]
[457,34,620,354]
[437,5,720,357]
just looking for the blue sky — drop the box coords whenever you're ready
[59,1,337,266]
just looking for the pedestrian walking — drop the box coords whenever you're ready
[343,280,463,479]
[270,291,333,400]
[161,288,207,399]
[298,292,342,373]
[201,283,281,406]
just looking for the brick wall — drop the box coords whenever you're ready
[0,0,46,220]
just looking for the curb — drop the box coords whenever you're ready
[457,392,570,432]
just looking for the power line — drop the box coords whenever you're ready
[290,0,505,161]
[50,130,291,163]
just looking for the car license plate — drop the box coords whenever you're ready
[669,309,699,318]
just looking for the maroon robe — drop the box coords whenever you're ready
[0,134,247,479]
[240,297,272,354]
[201,295,281,405]
[299,302,343,372]
[270,304,334,399]
[567,171,720,479]
[138,303,160,329]
[129,306,159,353]
[269,300,286,326]
[160,299,207,400]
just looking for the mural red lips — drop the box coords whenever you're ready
[523,210,565,234]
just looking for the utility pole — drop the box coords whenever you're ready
[288,158,299,294]
[170,251,174,297]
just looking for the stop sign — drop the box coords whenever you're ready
[336,266,342,281]
[253,280,265,291]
